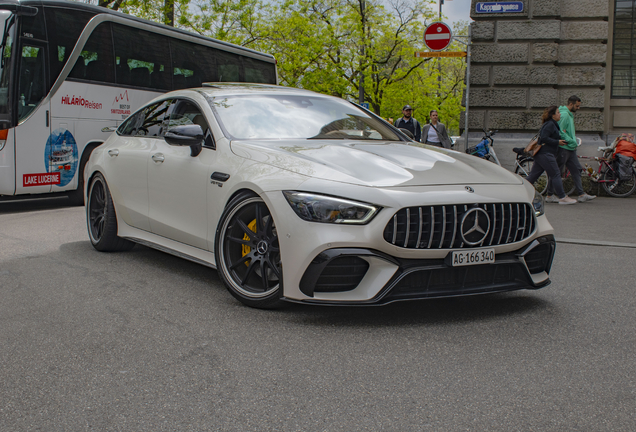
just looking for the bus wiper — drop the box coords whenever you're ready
[0,14,15,68]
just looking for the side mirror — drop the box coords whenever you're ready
[398,128,415,140]
[164,124,204,156]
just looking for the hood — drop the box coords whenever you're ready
[230,140,523,188]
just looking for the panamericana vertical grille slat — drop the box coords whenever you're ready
[383,203,536,249]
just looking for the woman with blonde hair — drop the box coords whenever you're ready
[524,106,577,204]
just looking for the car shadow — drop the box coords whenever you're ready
[66,240,552,327]
[0,196,77,214]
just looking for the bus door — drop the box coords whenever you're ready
[14,39,53,195]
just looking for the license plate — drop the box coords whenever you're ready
[450,249,495,267]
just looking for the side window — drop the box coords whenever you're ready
[113,24,172,90]
[44,8,94,86]
[166,99,215,148]
[170,40,217,89]
[118,99,172,137]
[69,23,115,83]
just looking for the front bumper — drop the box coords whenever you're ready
[284,235,556,306]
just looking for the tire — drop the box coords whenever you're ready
[215,191,283,309]
[86,173,135,252]
[601,167,636,198]
[516,158,548,195]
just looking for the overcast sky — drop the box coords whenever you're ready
[438,0,472,25]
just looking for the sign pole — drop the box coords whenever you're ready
[464,25,471,153]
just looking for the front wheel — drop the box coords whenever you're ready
[602,168,636,198]
[215,191,283,308]
[86,173,135,251]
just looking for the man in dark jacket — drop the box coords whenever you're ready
[394,105,421,142]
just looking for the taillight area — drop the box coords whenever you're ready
[0,129,7,151]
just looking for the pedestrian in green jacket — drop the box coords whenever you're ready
[545,95,597,203]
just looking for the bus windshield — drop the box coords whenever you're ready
[0,10,15,116]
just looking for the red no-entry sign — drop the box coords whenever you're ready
[424,22,453,51]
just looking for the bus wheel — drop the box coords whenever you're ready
[86,173,134,252]
[67,146,94,206]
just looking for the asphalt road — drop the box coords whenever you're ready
[1,195,635,431]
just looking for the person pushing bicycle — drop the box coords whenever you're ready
[545,95,596,203]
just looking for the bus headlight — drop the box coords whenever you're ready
[0,129,7,151]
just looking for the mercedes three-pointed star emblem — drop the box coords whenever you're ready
[460,208,491,245]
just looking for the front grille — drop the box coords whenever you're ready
[385,263,528,301]
[383,203,536,249]
[313,256,369,293]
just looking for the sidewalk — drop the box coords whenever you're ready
[544,195,636,247]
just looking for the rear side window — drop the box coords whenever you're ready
[118,99,173,137]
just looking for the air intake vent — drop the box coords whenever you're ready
[313,256,369,293]
[383,203,536,249]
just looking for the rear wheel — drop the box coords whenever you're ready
[86,173,135,251]
[602,167,636,198]
[516,158,548,195]
[215,191,283,309]
[561,168,576,196]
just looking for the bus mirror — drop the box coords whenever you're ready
[0,3,39,16]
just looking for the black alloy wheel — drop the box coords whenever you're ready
[86,173,134,252]
[216,192,282,308]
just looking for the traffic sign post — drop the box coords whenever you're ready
[424,22,453,51]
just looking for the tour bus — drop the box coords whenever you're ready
[0,0,277,204]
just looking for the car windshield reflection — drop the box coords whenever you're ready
[208,94,400,141]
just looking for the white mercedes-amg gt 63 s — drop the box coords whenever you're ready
[85,84,555,308]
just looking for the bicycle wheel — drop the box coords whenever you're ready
[561,168,576,196]
[601,167,636,197]
[515,158,548,195]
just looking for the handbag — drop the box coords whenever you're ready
[524,132,541,156]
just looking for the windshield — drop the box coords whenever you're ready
[0,11,15,116]
[208,94,401,141]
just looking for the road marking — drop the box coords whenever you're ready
[556,237,636,249]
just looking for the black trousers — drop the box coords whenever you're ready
[525,150,566,198]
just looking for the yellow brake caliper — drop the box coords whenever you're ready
[242,219,257,265]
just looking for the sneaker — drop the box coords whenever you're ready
[545,195,560,203]
[578,193,596,202]
[558,196,577,205]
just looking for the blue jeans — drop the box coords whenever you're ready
[526,151,566,198]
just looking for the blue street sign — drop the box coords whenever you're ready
[361,102,370,109]
[475,1,524,13]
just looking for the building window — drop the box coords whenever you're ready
[612,0,636,98]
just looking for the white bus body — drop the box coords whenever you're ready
[0,0,277,202]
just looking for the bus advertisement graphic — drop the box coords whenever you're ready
[45,128,78,187]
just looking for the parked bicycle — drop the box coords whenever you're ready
[512,147,548,195]
[560,147,636,198]
[466,129,501,166]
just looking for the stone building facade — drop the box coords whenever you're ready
[465,0,635,141]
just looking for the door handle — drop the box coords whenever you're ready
[152,153,165,163]
[108,149,119,157]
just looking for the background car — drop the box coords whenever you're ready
[85,83,556,308]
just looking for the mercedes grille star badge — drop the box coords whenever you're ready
[460,208,491,245]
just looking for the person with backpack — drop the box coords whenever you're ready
[394,105,421,142]
[421,110,453,148]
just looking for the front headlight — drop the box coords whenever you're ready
[532,189,545,216]
[283,191,380,224]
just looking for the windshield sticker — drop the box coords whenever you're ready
[44,128,78,187]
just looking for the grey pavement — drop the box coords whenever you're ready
[1,194,635,431]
